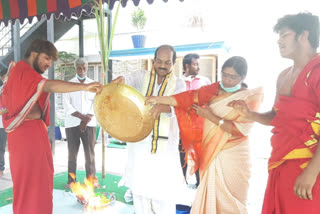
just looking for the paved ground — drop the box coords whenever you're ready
[0,138,269,213]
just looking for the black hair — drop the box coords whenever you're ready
[222,56,248,88]
[24,39,58,61]
[273,12,319,49]
[0,68,7,86]
[154,45,176,64]
[183,53,200,70]
[0,68,7,77]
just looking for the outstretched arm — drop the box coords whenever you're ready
[248,110,276,125]
[228,71,283,126]
[145,96,177,107]
[230,99,275,126]
[44,79,103,94]
[228,100,275,126]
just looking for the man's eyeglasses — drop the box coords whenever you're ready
[221,71,241,80]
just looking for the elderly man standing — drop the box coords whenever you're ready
[114,45,186,214]
[63,58,99,189]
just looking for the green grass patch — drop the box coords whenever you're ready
[0,171,130,207]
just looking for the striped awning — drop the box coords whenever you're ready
[0,0,93,26]
[108,0,184,9]
[0,0,184,26]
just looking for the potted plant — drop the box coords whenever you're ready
[131,7,147,48]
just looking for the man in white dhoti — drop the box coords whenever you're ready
[114,45,186,214]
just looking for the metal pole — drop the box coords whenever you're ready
[79,19,84,57]
[47,15,56,155]
[13,20,21,62]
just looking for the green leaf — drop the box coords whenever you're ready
[131,7,147,31]
[92,0,122,85]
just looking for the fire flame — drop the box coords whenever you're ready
[69,173,95,201]
[68,173,111,211]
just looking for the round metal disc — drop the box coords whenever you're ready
[94,83,154,142]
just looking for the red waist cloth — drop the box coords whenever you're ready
[262,159,320,214]
[9,120,53,214]
[269,96,318,164]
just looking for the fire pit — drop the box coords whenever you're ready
[77,192,116,210]
[69,173,116,211]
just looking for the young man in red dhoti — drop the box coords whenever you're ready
[0,39,103,214]
[229,12,320,213]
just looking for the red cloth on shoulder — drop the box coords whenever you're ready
[269,55,320,168]
[1,60,53,213]
[264,55,320,214]
[1,60,50,129]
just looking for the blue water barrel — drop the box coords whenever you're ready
[55,126,62,140]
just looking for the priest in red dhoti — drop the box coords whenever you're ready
[228,13,320,214]
[0,39,102,214]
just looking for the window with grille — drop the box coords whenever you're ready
[87,66,95,80]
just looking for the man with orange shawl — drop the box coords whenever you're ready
[229,13,320,214]
[0,39,102,214]
[146,56,263,213]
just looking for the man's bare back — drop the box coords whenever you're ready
[26,102,42,119]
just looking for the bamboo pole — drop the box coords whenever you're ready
[92,0,122,179]
[100,65,106,178]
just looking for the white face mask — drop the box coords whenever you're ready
[76,73,87,80]
[220,81,241,93]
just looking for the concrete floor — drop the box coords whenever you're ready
[0,139,269,213]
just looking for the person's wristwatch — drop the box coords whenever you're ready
[218,118,224,126]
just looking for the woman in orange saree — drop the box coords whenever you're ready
[146,56,263,214]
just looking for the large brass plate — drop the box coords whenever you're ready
[94,83,154,142]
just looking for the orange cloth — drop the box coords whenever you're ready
[173,83,219,171]
[181,87,263,214]
[173,83,263,176]
[1,60,53,214]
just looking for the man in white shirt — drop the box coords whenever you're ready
[0,68,8,177]
[182,53,211,90]
[113,45,187,214]
[63,58,99,188]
